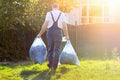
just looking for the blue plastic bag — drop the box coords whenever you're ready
[60,40,80,66]
[29,38,47,64]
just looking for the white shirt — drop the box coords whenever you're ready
[45,10,66,29]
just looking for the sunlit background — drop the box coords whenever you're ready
[1,0,120,62]
[66,0,120,25]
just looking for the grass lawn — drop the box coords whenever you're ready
[0,60,120,80]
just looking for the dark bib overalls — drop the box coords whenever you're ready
[47,12,63,69]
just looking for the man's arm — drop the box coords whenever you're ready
[62,22,69,40]
[37,21,49,37]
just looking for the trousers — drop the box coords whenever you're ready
[47,26,62,69]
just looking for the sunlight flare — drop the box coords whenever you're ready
[109,0,120,17]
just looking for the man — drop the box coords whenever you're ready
[37,3,69,71]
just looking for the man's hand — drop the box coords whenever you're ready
[66,35,69,40]
[36,34,41,38]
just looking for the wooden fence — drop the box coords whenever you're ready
[68,24,120,59]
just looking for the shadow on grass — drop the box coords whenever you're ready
[20,70,40,80]
[32,69,54,80]
[59,66,70,74]
[20,67,70,80]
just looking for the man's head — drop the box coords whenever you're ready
[52,3,59,10]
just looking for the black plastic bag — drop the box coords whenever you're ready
[29,38,47,64]
[60,40,80,66]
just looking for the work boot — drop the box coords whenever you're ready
[47,64,52,69]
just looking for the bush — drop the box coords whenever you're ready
[0,23,37,62]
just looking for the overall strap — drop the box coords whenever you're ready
[50,12,62,22]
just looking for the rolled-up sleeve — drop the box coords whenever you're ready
[61,13,66,22]
[45,12,51,21]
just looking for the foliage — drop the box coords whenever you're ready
[56,0,80,12]
[0,60,120,80]
[0,0,80,31]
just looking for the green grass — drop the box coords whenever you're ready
[0,60,120,80]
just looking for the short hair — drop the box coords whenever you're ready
[52,3,59,9]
